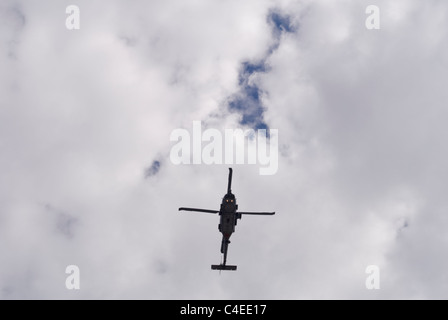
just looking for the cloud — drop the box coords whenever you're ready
[0,1,25,59]
[227,10,297,130]
[1,0,448,299]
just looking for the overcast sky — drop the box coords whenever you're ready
[1,0,448,299]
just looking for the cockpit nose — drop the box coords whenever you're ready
[224,198,236,212]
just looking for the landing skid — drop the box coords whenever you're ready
[211,264,237,271]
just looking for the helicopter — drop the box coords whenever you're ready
[179,168,275,271]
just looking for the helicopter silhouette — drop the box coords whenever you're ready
[179,168,275,271]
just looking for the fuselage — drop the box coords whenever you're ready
[218,193,238,239]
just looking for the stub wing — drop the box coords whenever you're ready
[179,207,219,214]
[238,211,275,215]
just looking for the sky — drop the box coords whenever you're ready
[1,0,448,299]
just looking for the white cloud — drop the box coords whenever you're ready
[1,0,448,299]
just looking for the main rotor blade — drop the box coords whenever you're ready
[238,211,275,215]
[179,207,219,214]
[227,168,233,194]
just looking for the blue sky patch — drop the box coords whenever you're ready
[145,160,161,178]
[227,10,296,131]
[229,60,268,130]
[269,11,295,34]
